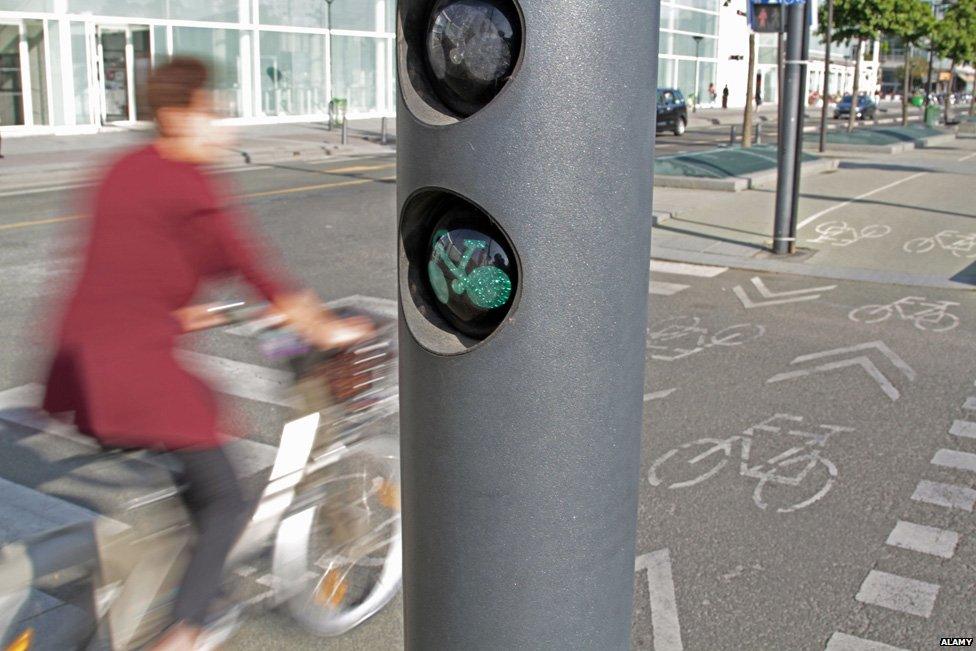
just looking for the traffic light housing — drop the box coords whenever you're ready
[397,1,658,647]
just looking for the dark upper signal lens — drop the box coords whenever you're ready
[425,0,521,117]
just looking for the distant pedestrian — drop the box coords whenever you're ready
[708,83,717,105]
[722,84,729,109]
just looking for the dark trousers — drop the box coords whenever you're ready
[171,446,251,625]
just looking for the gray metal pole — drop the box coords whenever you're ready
[788,3,810,253]
[818,0,833,152]
[396,1,657,648]
[773,2,805,255]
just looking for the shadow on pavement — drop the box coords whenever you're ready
[836,162,937,173]
[753,188,976,221]
[949,260,976,286]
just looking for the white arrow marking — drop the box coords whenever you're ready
[768,357,902,401]
[635,549,683,651]
[767,342,915,402]
[733,277,836,309]
[644,388,678,402]
[788,341,916,381]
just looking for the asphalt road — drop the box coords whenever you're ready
[0,136,973,650]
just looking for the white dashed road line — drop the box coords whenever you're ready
[826,632,908,651]
[855,570,939,618]
[931,448,976,474]
[649,281,690,296]
[910,479,976,512]
[649,260,727,278]
[635,549,683,651]
[885,520,959,559]
[643,389,677,402]
[796,172,928,230]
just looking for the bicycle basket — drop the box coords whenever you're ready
[259,307,398,419]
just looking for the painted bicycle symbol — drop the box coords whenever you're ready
[428,235,512,309]
[849,296,960,332]
[903,230,976,258]
[646,316,764,361]
[808,221,891,247]
[648,414,854,513]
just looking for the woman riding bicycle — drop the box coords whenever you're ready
[42,57,371,650]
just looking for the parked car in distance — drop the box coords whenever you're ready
[834,94,877,120]
[657,88,688,136]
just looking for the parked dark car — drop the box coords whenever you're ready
[657,88,688,135]
[834,94,877,120]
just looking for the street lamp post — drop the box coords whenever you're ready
[325,0,335,128]
[818,0,833,152]
[693,35,704,111]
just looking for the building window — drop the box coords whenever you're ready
[332,34,380,112]
[69,0,238,23]
[172,27,242,117]
[259,30,328,116]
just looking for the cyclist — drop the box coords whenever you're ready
[41,57,371,650]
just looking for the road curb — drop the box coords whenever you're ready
[649,244,976,290]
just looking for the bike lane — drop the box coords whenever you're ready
[632,267,976,650]
[794,143,976,285]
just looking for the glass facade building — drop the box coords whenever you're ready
[657,0,720,105]
[0,0,394,133]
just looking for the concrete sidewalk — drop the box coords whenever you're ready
[0,118,396,193]
[650,134,976,290]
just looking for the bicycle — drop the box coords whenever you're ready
[648,414,853,513]
[849,296,960,332]
[903,230,976,258]
[808,221,891,247]
[0,304,401,650]
[646,316,765,361]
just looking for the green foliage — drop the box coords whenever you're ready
[885,0,935,49]
[932,0,976,65]
[817,0,890,44]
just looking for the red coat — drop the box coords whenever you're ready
[43,145,293,450]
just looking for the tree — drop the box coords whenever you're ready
[931,0,976,122]
[742,33,757,148]
[818,0,889,132]
[884,0,935,126]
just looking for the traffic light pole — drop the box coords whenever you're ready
[396,1,658,648]
[788,3,810,254]
[772,1,805,255]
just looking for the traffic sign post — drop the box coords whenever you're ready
[396,1,657,648]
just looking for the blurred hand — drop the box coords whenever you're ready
[173,304,231,332]
[273,291,375,350]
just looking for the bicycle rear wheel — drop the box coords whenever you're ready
[271,435,401,637]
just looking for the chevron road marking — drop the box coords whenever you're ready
[635,549,683,651]
[733,276,837,309]
[767,342,915,401]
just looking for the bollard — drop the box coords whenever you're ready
[341,108,348,145]
[381,116,389,145]
[755,122,763,145]
[729,125,736,145]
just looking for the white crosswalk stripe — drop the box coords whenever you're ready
[910,479,976,512]
[949,419,976,440]
[963,396,976,411]
[885,520,959,559]
[855,570,939,618]
[931,448,976,474]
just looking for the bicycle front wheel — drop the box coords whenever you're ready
[272,435,401,637]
